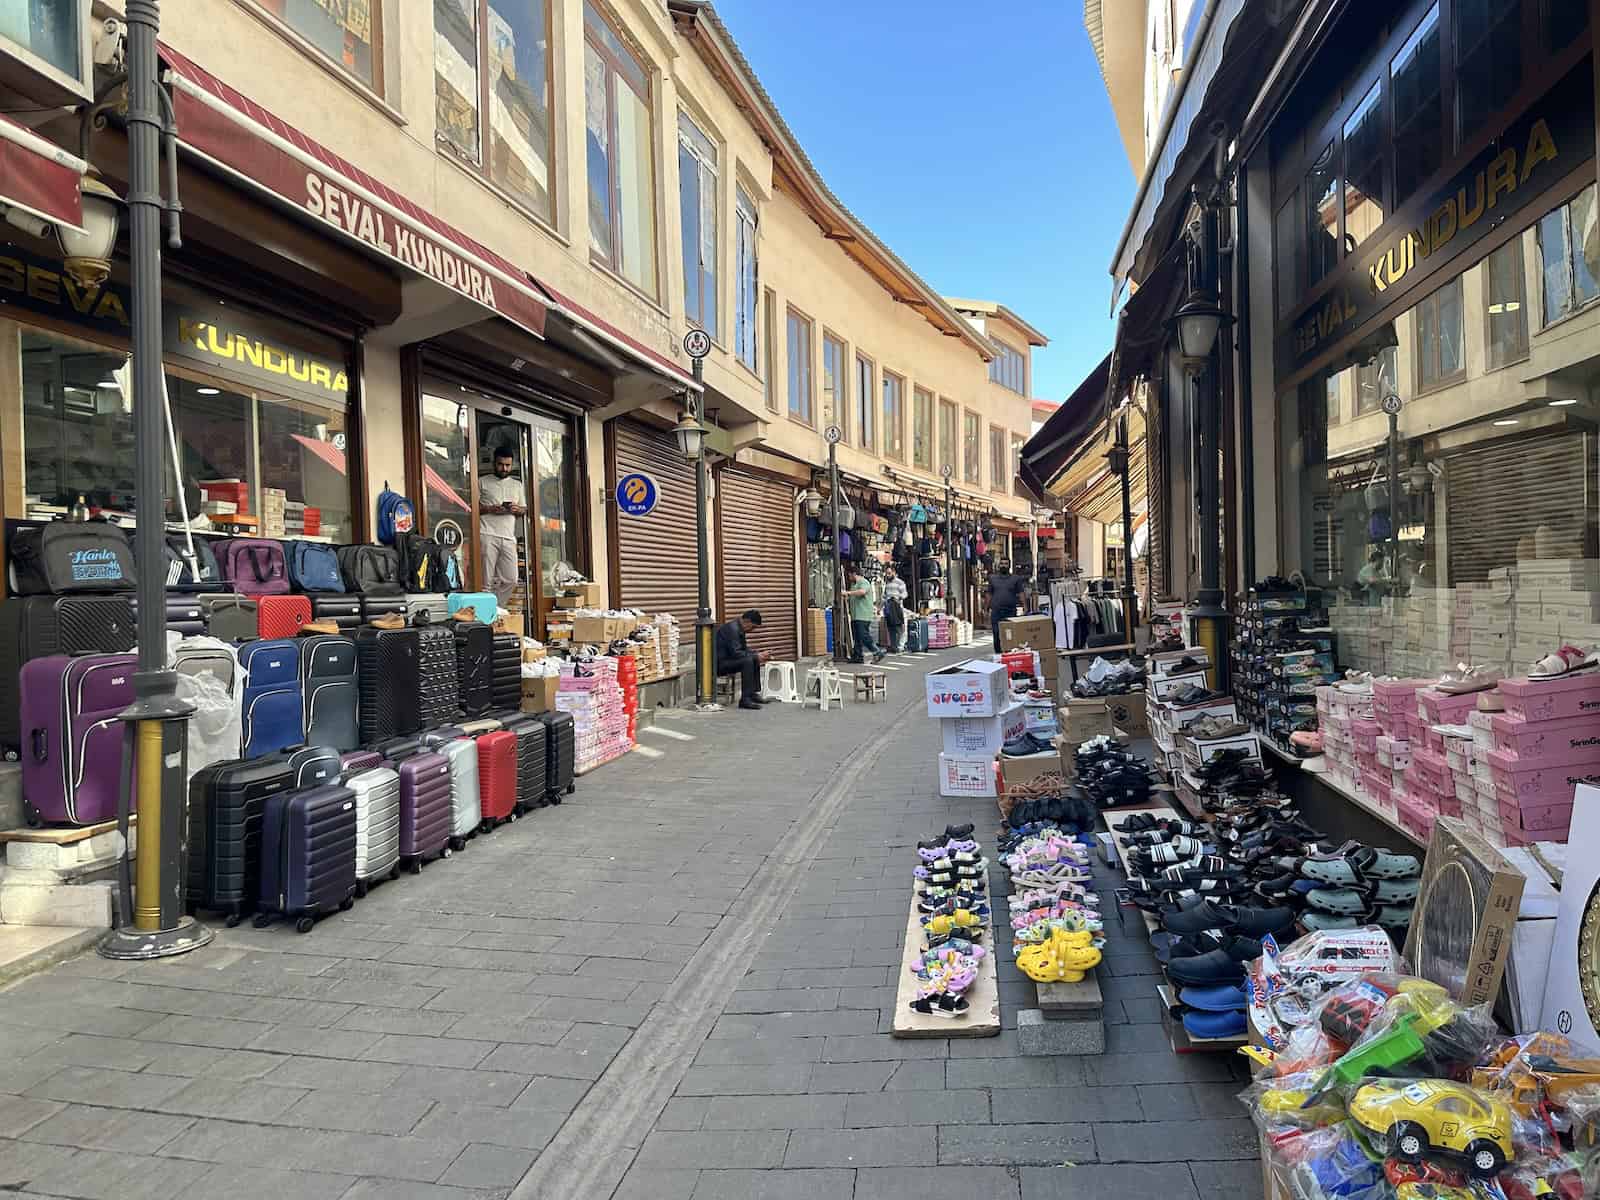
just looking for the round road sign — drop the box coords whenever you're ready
[615,472,660,517]
[682,329,712,359]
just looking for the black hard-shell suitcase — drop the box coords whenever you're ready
[186,755,295,925]
[256,782,357,932]
[199,594,258,642]
[416,624,459,728]
[453,621,493,719]
[359,596,405,623]
[130,593,205,635]
[496,712,548,813]
[311,596,362,632]
[375,735,425,762]
[355,626,420,744]
[490,632,521,712]
[0,594,135,753]
[300,634,359,751]
[536,710,576,802]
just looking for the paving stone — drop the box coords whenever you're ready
[855,1166,1022,1200]
[723,988,842,1013]
[938,1122,1097,1166]
[818,1034,948,1061]
[12,1144,214,1200]
[1093,1118,1258,1163]
[782,1126,935,1167]
[802,1062,897,1093]
[1081,1052,1235,1086]
[678,1064,813,1096]
[711,1011,879,1040]
[613,1165,700,1200]
[446,1013,573,1044]
[990,1086,1144,1124]
[1191,1158,1268,1200]
[0,1092,63,1137]
[509,1075,594,1115]
[261,1055,407,1093]
[476,1042,613,1080]
[1135,1082,1249,1121]
[1021,1162,1203,1200]
[0,1137,79,1189]
[173,1163,357,1200]
[335,1006,463,1037]
[883,1060,948,1090]
[337,1180,512,1200]
[694,1037,824,1066]
[361,1033,494,1070]
[635,1129,790,1170]
[18,1104,192,1153]
[1017,1008,1106,1056]
[165,1117,468,1182]
[437,1142,537,1188]
[24,1066,191,1111]
[657,1097,710,1130]
[699,1094,847,1130]
[133,1013,274,1050]
[277,1087,435,1135]
[692,1167,857,1199]
[154,1077,309,1122]
[945,1056,1072,1089]
[557,1022,633,1055]
[250,1025,386,1060]
[411,1102,565,1153]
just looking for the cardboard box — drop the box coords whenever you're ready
[572,615,610,644]
[999,752,1058,794]
[1149,669,1208,700]
[1405,817,1525,1010]
[1105,692,1148,737]
[999,615,1055,655]
[939,753,998,798]
[1022,700,1057,735]
[553,582,604,608]
[1054,734,1077,781]
[804,608,828,656]
[925,659,1008,718]
[1057,698,1112,743]
[940,701,1026,756]
[520,675,559,714]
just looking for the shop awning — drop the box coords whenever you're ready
[1018,351,1112,503]
[0,113,86,232]
[289,434,470,511]
[538,279,698,392]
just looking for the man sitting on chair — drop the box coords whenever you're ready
[715,609,774,710]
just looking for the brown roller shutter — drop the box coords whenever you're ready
[1444,433,1590,584]
[611,419,700,634]
[716,467,798,661]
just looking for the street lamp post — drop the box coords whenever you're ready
[1107,406,1139,636]
[826,426,845,664]
[678,330,716,709]
[1383,392,1403,598]
[100,0,210,961]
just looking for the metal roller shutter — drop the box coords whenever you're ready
[612,419,700,633]
[1444,433,1589,584]
[717,468,798,661]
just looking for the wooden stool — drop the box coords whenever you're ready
[715,675,739,705]
[853,671,887,703]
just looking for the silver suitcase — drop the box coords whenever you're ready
[436,736,481,848]
[404,593,450,626]
[347,766,401,892]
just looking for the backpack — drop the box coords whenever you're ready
[8,520,137,595]
[397,532,443,593]
[131,533,220,591]
[216,538,290,595]
[375,482,415,546]
[335,544,402,595]
[439,545,462,591]
[286,540,345,593]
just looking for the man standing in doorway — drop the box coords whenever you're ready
[847,568,887,664]
[479,450,524,603]
[882,566,909,653]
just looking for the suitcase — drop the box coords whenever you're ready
[0,595,136,753]
[355,627,420,744]
[173,637,242,782]
[340,748,383,775]
[374,734,425,762]
[453,621,494,718]
[299,634,359,751]
[346,766,401,892]
[475,730,518,827]
[906,618,929,653]
[416,625,459,728]
[239,639,304,759]
[458,716,503,736]
[131,592,205,635]
[311,596,362,632]
[257,595,312,639]
[448,591,497,625]
[405,593,449,626]
[18,653,136,825]
[536,710,576,804]
[199,594,258,642]
[186,755,295,925]
[395,750,452,870]
[497,713,548,813]
[256,782,357,932]
[422,732,480,848]
[490,632,521,712]
[359,596,406,623]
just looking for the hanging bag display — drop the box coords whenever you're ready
[375,481,416,546]
[9,521,136,595]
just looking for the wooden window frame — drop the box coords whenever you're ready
[585,1,659,296]
[254,0,384,94]
[855,353,876,452]
[989,425,1007,492]
[822,330,848,443]
[1484,235,1530,369]
[938,397,958,476]
[762,288,777,412]
[786,306,815,427]
[881,370,905,461]
[912,386,934,470]
[962,407,981,485]
[678,109,719,339]
[1414,274,1467,393]
[734,186,759,372]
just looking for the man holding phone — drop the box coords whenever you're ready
[479,449,524,602]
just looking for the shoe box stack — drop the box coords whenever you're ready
[927,612,954,649]
[616,654,639,743]
[1145,650,1232,775]
[928,659,1013,799]
[1389,685,1483,842]
[1231,584,1339,750]
[1479,672,1600,846]
[1508,558,1600,670]
[1317,680,1376,797]
[556,656,634,774]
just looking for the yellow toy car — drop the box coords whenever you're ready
[1348,1081,1514,1179]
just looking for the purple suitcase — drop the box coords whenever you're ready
[396,749,452,871]
[19,653,137,825]
[341,749,383,776]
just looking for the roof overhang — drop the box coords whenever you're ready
[944,298,1050,347]
[1018,351,1112,503]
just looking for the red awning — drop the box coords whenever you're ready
[160,43,548,342]
[539,278,697,391]
[290,434,470,512]
[0,114,85,231]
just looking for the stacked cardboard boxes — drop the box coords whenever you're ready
[926,659,1013,799]
[1480,672,1600,845]
[557,656,633,773]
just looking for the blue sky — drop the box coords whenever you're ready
[713,0,1137,402]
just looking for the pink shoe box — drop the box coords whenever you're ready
[1408,747,1451,788]
[1417,687,1484,725]
[1361,768,1393,806]
[1351,718,1380,752]
[1500,672,1600,723]
[1490,711,1600,763]
[1355,748,1380,776]
[1487,748,1600,801]
[1424,726,1447,755]
[1322,711,1352,734]
[1395,791,1438,841]
[1497,794,1574,837]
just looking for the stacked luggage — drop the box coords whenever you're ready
[490,631,521,712]
[538,710,577,804]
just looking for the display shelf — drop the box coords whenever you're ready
[891,874,1000,1039]
[1260,737,1422,847]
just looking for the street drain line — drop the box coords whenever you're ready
[510,691,924,1199]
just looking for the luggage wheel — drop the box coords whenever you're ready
[22,801,41,828]
[508,810,519,822]
[566,783,575,794]
[389,865,401,881]
[442,845,453,858]
[252,913,273,929]
[448,837,466,852]
[409,859,422,875]
[339,897,354,912]
[295,916,316,934]
[224,913,243,929]
[355,881,369,898]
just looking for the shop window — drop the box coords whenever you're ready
[1275,191,1302,318]
[989,342,1025,394]
[1306,141,1339,286]
[938,398,957,476]
[856,355,876,451]
[1546,0,1588,51]
[1356,345,1398,416]
[822,333,847,439]
[1011,433,1026,498]
[1391,5,1442,210]
[990,426,1007,492]
[260,0,380,90]
[421,393,475,585]
[762,288,777,411]
[735,188,758,371]
[585,2,657,295]
[963,409,980,485]
[678,111,718,338]
[1537,185,1600,327]
[1456,0,1521,148]
[1415,275,1465,391]
[1325,370,1343,426]
[882,371,905,460]
[912,387,934,470]
[534,418,580,590]
[786,307,813,424]
[1342,83,1384,251]
[1485,237,1529,368]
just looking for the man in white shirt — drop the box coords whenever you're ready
[882,566,909,652]
[479,450,524,602]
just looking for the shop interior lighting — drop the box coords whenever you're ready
[197,387,220,395]
[1493,418,1519,426]
[1550,399,1579,407]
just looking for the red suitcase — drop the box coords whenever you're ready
[476,730,518,827]
[257,595,312,639]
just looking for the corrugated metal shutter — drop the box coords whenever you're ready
[717,468,798,661]
[612,419,700,634]
[1445,433,1589,583]
[1147,379,1168,596]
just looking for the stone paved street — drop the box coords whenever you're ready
[0,648,1259,1199]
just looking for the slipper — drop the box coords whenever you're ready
[1529,645,1600,679]
[1300,911,1360,931]
[1349,847,1420,880]
[1298,855,1362,887]
[1182,1007,1248,1039]
[1305,887,1369,916]
[1373,878,1419,904]
[1436,666,1502,695]
[1179,982,1248,1012]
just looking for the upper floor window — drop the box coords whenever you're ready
[1342,83,1384,251]
[963,409,980,485]
[1415,275,1465,391]
[912,387,934,470]
[856,355,876,451]
[678,111,718,338]
[762,289,777,411]
[1325,370,1343,426]
[263,0,380,90]
[989,426,1007,492]
[1457,0,1522,148]
[787,308,813,424]
[1306,141,1339,287]
[938,398,958,475]
[434,0,553,222]
[1538,185,1600,326]
[882,372,905,459]
[1485,238,1529,368]
[822,333,847,440]
[585,2,657,295]
[1391,5,1442,210]
[989,342,1026,394]
[1356,345,1396,415]
[734,188,759,371]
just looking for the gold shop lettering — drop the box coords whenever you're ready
[178,318,348,396]
[0,256,130,325]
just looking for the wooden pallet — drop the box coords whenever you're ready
[0,816,134,845]
[891,875,1001,1039]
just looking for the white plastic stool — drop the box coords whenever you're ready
[804,666,845,711]
[762,660,801,703]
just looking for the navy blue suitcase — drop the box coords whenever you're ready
[299,634,359,751]
[240,639,304,759]
[255,782,357,932]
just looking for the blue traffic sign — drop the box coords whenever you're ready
[615,472,660,516]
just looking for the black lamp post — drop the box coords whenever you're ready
[677,331,714,708]
[825,425,846,664]
[941,465,954,619]
[1106,405,1139,637]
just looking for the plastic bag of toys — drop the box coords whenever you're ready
[1241,1070,1349,1134]
[1263,1121,1391,1200]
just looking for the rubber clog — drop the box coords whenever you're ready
[1305,887,1368,916]
[1350,846,1421,880]
[1182,1007,1248,1039]
[1179,982,1249,1012]
[1300,911,1360,931]
[1372,877,1419,904]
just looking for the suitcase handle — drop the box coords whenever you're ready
[30,728,46,762]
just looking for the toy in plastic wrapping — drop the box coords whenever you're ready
[1346,1080,1514,1178]
[1384,1156,1468,1190]
[1243,1071,1349,1133]
[1308,977,1495,1098]
[1249,928,1400,1051]
[1497,1155,1586,1200]
[1270,1122,1390,1200]
[1471,1031,1600,1150]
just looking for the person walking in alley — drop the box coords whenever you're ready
[847,568,887,664]
[715,609,773,709]
[882,566,909,652]
[988,564,1027,654]
[479,450,524,603]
